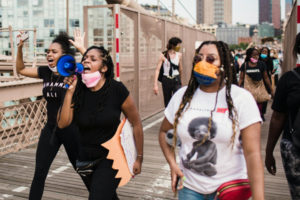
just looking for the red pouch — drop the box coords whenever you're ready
[216,179,251,200]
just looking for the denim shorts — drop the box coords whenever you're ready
[178,187,218,200]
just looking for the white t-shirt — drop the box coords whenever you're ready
[164,84,261,194]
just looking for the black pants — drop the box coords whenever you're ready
[81,159,120,200]
[29,123,82,200]
[162,76,181,107]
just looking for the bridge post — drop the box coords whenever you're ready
[298,0,300,33]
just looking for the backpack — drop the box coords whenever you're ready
[288,70,300,149]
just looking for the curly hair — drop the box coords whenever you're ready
[172,41,238,149]
[52,32,75,56]
[72,46,114,112]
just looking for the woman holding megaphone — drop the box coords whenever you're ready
[57,46,144,199]
[16,30,88,199]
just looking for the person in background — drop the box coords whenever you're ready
[270,49,281,86]
[265,32,300,200]
[16,31,87,199]
[259,47,274,121]
[159,41,264,200]
[57,45,144,199]
[153,37,183,107]
[238,48,274,119]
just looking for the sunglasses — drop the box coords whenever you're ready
[194,55,216,64]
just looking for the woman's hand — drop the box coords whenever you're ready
[64,75,78,94]
[132,156,143,175]
[153,84,159,95]
[170,163,184,193]
[265,152,276,175]
[69,28,86,54]
[271,90,275,99]
[17,32,25,49]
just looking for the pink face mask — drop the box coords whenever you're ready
[81,71,101,88]
[250,57,258,63]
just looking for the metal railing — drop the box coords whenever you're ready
[0,99,47,156]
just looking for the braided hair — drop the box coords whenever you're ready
[172,41,238,149]
[72,46,114,112]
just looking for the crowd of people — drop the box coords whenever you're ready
[16,28,300,200]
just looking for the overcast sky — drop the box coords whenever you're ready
[137,0,286,25]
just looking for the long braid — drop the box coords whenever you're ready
[217,41,239,148]
[173,73,198,149]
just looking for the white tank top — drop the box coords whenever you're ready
[163,52,180,77]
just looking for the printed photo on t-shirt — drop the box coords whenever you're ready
[181,117,218,177]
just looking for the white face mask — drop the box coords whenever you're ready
[48,66,58,73]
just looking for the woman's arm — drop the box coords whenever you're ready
[121,95,144,175]
[57,76,77,128]
[158,118,184,193]
[265,111,286,175]
[238,71,245,86]
[69,28,86,55]
[153,54,164,95]
[16,40,39,78]
[241,122,264,200]
[263,71,274,97]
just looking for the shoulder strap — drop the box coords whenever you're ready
[162,51,170,61]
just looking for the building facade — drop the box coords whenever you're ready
[196,0,232,25]
[0,0,106,58]
[272,0,280,29]
[216,25,249,45]
[258,22,275,37]
[259,0,281,29]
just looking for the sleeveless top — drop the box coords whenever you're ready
[163,52,180,77]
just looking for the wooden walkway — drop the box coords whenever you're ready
[0,105,291,199]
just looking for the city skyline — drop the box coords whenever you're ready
[138,0,287,25]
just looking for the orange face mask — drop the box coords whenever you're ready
[193,61,219,85]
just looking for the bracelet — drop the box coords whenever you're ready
[137,154,143,157]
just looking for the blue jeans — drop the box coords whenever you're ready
[178,187,218,200]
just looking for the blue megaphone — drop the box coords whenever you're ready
[57,55,84,77]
